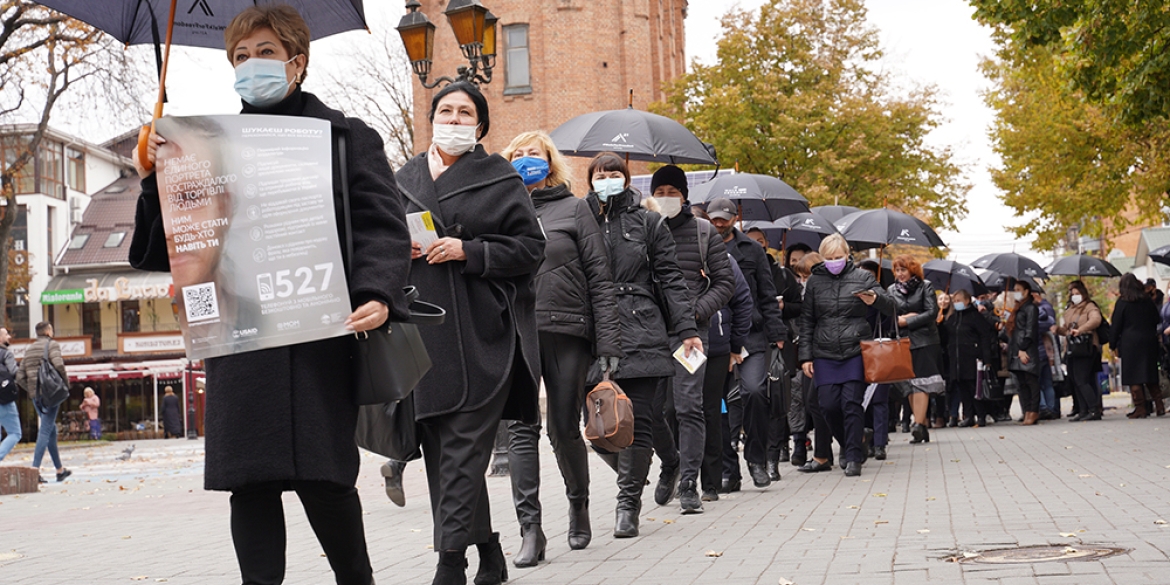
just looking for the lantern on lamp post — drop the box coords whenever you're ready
[397,0,498,88]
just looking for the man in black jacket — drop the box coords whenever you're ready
[646,166,735,513]
[707,198,787,489]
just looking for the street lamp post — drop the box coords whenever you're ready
[397,0,498,88]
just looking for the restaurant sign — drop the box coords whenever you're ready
[40,289,85,305]
[84,277,173,303]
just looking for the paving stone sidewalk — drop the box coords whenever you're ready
[2,393,1168,585]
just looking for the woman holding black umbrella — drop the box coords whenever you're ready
[1110,274,1165,418]
[1005,280,1043,425]
[942,290,1001,427]
[887,255,946,443]
[1054,281,1105,421]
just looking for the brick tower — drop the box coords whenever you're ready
[408,0,688,182]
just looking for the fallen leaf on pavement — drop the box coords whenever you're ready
[846,505,859,509]
[926,497,936,501]
[1155,520,1166,525]
[951,459,960,463]
[131,577,147,581]
[1059,532,1077,538]
[122,536,131,540]
[779,578,795,585]
[1079,474,1094,478]
[662,519,675,524]
[705,550,722,557]
[873,493,887,498]
[874,520,888,525]
[917,529,930,534]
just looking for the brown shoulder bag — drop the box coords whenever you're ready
[584,373,634,453]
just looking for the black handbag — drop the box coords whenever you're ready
[976,363,1003,401]
[1066,334,1095,359]
[355,393,422,461]
[337,135,445,406]
[767,349,790,418]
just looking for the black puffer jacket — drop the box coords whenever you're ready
[1006,297,1040,375]
[725,229,787,352]
[664,209,735,324]
[943,307,1000,380]
[532,184,622,358]
[887,279,942,349]
[798,259,895,363]
[586,189,696,383]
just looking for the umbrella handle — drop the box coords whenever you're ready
[137,0,178,173]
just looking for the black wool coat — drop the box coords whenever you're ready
[725,229,787,352]
[1006,299,1040,375]
[584,189,697,384]
[395,146,545,424]
[129,90,412,491]
[1110,298,1161,385]
[531,184,622,358]
[943,307,1000,381]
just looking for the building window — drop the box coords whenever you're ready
[82,302,102,349]
[1,136,35,195]
[69,234,90,249]
[504,24,531,95]
[46,206,55,271]
[66,147,85,192]
[38,141,64,199]
[104,232,126,248]
[121,300,140,333]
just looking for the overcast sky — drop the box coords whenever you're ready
[69,0,1038,265]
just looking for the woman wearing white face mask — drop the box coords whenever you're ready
[131,7,411,585]
[395,81,546,585]
[1005,279,1042,425]
[1054,280,1105,421]
[584,153,703,537]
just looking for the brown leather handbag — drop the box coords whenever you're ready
[861,317,915,384]
[584,373,634,452]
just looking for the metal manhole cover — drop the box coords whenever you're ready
[957,545,1130,564]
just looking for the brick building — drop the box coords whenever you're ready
[408,0,688,181]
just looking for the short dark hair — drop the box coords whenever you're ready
[1119,273,1146,302]
[429,81,490,139]
[1014,278,1034,293]
[35,322,52,336]
[586,152,630,186]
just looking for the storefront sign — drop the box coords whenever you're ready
[9,336,92,360]
[155,115,351,360]
[41,289,85,304]
[120,333,186,354]
[84,277,174,303]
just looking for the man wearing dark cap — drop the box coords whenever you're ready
[1146,279,1165,307]
[645,165,735,513]
[706,198,787,489]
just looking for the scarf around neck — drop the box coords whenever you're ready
[896,276,922,296]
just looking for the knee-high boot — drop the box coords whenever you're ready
[1148,383,1166,417]
[613,447,651,538]
[1128,386,1149,418]
[555,442,591,550]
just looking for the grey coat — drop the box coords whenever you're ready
[395,145,546,424]
[15,337,67,400]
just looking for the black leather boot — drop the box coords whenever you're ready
[790,435,807,467]
[567,499,591,550]
[512,524,546,568]
[614,447,651,538]
[594,448,620,473]
[473,533,507,585]
[433,550,468,585]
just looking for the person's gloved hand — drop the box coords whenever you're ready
[598,356,620,377]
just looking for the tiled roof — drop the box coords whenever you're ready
[1141,226,1170,252]
[58,175,141,266]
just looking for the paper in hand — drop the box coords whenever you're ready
[407,211,439,248]
[674,345,708,375]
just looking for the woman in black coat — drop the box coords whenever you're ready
[161,386,183,438]
[584,152,701,539]
[1006,279,1042,425]
[130,7,410,585]
[395,82,545,585]
[1111,273,1165,417]
[499,131,622,563]
[887,255,945,444]
[942,290,1001,427]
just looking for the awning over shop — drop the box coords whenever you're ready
[67,359,188,382]
[42,270,173,304]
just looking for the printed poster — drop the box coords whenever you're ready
[155,114,352,359]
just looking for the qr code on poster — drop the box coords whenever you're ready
[183,282,220,322]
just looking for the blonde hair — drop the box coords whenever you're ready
[501,131,572,190]
[795,252,824,277]
[818,233,850,258]
[225,5,311,81]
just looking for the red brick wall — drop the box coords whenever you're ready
[410,0,688,190]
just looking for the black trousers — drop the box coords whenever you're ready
[803,374,833,460]
[818,380,866,465]
[1067,356,1102,416]
[508,332,594,526]
[863,383,889,447]
[1014,371,1041,414]
[420,371,511,551]
[955,379,989,420]
[230,480,372,585]
[700,353,731,493]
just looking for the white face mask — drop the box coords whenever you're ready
[1012,291,1025,302]
[653,196,683,219]
[1070,294,1083,305]
[432,123,478,156]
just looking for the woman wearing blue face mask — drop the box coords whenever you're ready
[584,152,702,538]
[942,289,1001,427]
[797,234,894,477]
[496,132,623,563]
[130,6,411,585]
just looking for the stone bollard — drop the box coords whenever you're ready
[0,466,39,495]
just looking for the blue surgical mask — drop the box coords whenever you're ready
[824,258,848,275]
[953,302,967,312]
[592,178,625,201]
[234,56,297,107]
[512,156,550,186]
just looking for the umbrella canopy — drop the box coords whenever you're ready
[971,252,1049,281]
[37,0,368,49]
[810,205,861,223]
[833,208,946,250]
[1045,254,1123,278]
[689,174,810,222]
[975,269,1007,293]
[549,107,717,165]
[923,260,989,295]
[1149,245,1170,266]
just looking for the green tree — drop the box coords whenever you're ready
[981,42,1170,251]
[970,0,1170,126]
[654,0,969,229]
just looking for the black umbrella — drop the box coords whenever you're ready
[549,106,717,165]
[923,260,989,295]
[1149,245,1170,266]
[971,252,1049,281]
[689,174,810,222]
[1045,254,1123,278]
[743,212,837,251]
[975,269,1007,293]
[811,205,861,223]
[834,208,946,250]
